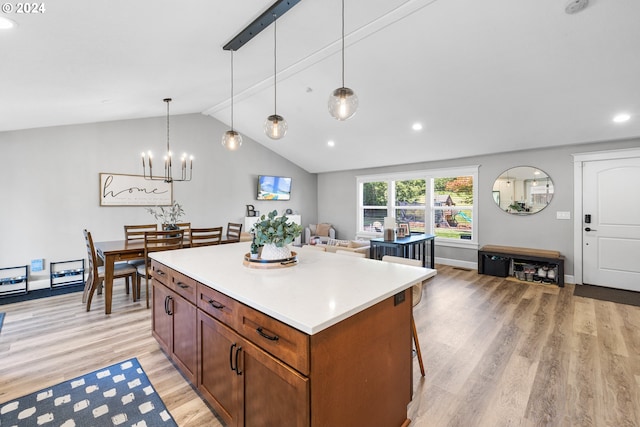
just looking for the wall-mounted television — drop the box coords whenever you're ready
[257,175,292,201]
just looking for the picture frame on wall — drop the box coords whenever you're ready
[99,173,172,206]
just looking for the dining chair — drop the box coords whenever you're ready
[335,249,366,258]
[124,224,158,267]
[381,255,426,376]
[124,224,158,242]
[165,222,191,245]
[83,229,138,312]
[190,227,223,247]
[226,222,243,242]
[136,230,184,309]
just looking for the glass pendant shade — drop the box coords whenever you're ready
[265,114,288,140]
[328,87,358,121]
[222,130,243,151]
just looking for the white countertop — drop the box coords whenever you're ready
[151,242,436,335]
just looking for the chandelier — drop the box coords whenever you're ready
[141,98,193,182]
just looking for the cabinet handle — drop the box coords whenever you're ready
[176,282,189,289]
[229,343,237,372]
[235,346,243,376]
[256,327,279,341]
[164,295,169,315]
[166,296,173,315]
[208,299,225,310]
[156,269,166,276]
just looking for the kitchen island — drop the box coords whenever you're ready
[150,242,436,427]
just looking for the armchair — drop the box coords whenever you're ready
[304,223,336,244]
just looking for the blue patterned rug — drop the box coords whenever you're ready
[0,358,177,426]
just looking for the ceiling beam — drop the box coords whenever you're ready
[223,0,302,51]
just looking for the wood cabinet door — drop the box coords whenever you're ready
[240,338,310,427]
[152,281,172,353]
[198,311,242,427]
[171,293,197,384]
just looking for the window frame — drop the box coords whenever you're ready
[356,166,479,248]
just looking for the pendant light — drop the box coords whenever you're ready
[141,98,193,182]
[264,14,287,139]
[222,50,243,151]
[328,0,358,121]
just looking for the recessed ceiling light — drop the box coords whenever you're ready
[327,140,335,147]
[412,123,423,131]
[0,17,17,29]
[613,113,631,123]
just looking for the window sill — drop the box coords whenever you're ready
[435,238,479,250]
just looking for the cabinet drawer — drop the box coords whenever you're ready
[238,305,309,375]
[197,284,239,329]
[151,260,171,287]
[171,269,197,304]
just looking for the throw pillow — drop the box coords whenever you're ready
[316,223,332,237]
[309,224,317,235]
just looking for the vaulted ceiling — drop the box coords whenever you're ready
[2,0,639,172]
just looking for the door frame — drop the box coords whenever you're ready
[572,147,640,285]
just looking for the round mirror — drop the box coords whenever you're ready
[492,166,554,214]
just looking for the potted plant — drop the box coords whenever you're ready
[252,210,302,260]
[146,201,185,230]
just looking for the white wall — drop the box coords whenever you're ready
[0,113,317,282]
[317,138,640,275]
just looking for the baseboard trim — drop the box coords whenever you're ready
[435,257,477,270]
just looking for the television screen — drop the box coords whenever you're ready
[257,175,292,201]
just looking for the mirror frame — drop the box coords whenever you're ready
[492,166,554,215]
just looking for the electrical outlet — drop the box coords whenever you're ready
[556,211,571,220]
[31,259,44,272]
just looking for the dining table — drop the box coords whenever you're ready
[94,240,146,314]
[94,236,236,314]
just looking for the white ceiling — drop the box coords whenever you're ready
[2,0,640,173]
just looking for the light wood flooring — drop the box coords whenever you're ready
[1,265,639,427]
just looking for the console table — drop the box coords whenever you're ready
[369,234,436,268]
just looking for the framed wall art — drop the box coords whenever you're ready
[99,173,172,206]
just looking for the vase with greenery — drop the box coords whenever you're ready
[252,210,302,260]
[146,201,185,230]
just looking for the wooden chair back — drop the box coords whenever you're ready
[226,222,243,242]
[83,229,99,289]
[138,230,184,309]
[83,229,137,312]
[143,230,185,259]
[190,227,223,247]
[164,222,191,244]
[124,224,158,241]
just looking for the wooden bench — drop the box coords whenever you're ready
[478,245,564,287]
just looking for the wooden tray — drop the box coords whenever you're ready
[242,251,298,269]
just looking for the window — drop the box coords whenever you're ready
[357,166,478,246]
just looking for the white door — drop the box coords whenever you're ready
[582,157,640,291]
